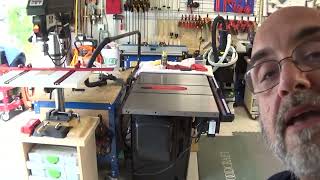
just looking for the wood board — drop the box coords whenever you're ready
[34,69,133,104]
[20,117,99,147]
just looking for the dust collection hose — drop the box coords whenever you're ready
[211,16,227,63]
[204,16,238,72]
[84,31,141,87]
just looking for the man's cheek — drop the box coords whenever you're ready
[258,98,276,140]
[260,116,275,138]
[258,100,271,113]
[309,72,320,92]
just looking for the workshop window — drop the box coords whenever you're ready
[1,0,35,64]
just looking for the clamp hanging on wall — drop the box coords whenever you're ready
[85,0,100,37]
[187,0,199,13]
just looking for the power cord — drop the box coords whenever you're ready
[191,120,207,143]
[84,73,116,87]
[133,145,192,176]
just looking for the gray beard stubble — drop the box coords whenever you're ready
[260,90,320,178]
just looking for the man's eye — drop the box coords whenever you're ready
[304,51,320,62]
[260,70,277,83]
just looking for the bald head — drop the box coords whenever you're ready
[251,7,320,65]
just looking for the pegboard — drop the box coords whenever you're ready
[80,0,318,42]
[79,0,262,51]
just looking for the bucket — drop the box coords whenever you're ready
[100,47,120,69]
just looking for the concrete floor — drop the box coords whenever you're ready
[0,107,281,180]
[0,110,39,180]
[219,106,261,136]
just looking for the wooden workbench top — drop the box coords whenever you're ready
[34,69,133,104]
[20,116,99,147]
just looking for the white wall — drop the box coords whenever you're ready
[267,0,315,14]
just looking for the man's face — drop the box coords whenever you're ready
[251,7,320,178]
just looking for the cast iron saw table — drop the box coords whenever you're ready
[124,73,220,117]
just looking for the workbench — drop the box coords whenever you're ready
[33,70,133,178]
[20,117,99,180]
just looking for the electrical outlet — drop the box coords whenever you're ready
[97,24,105,31]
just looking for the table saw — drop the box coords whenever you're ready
[122,72,232,180]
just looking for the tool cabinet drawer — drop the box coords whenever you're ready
[28,144,78,166]
[27,161,79,180]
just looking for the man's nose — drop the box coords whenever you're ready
[277,62,311,97]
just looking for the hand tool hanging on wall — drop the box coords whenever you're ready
[150,0,156,44]
[83,2,89,35]
[76,0,81,35]
[142,0,150,45]
[133,0,140,43]
[124,1,129,32]
[137,0,143,44]
[196,15,215,49]
[86,0,99,37]
[148,0,153,44]
[156,0,163,45]
[146,0,150,44]
[224,16,257,35]
[197,15,204,51]
[177,14,186,45]
[165,0,171,45]
[141,0,146,44]
[239,16,246,33]
[79,1,83,34]
[105,0,122,14]
[172,0,178,45]
[131,0,136,44]
[160,0,167,45]
[187,0,199,14]
[127,0,134,44]
[187,14,191,29]
[158,0,163,44]
[113,14,125,34]
[152,0,160,44]
[136,0,141,44]
[149,0,153,44]
[137,0,142,44]
[174,0,181,45]
[168,0,174,45]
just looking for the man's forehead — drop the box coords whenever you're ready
[252,7,320,63]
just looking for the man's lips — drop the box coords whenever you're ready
[284,105,320,132]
